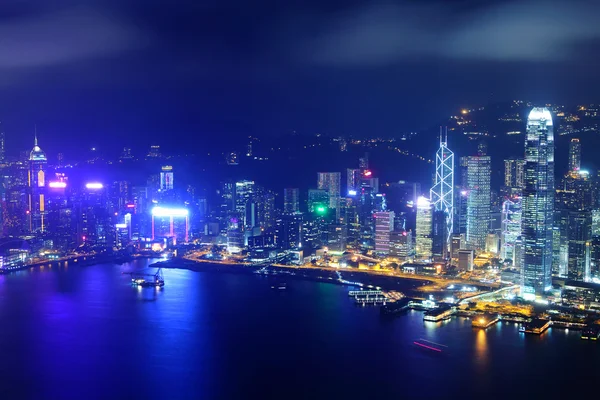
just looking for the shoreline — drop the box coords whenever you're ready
[152,258,444,298]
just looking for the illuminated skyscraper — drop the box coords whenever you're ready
[567,210,591,281]
[465,155,491,250]
[430,131,454,248]
[317,172,341,218]
[501,197,522,265]
[28,134,47,232]
[374,211,394,254]
[504,158,525,189]
[0,123,5,163]
[569,138,581,172]
[415,196,433,260]
[160,166,174,191]
[521,107,554,299]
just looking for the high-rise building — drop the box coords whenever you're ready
[374,211,394,254]
[567,210,591,281]
[327,223,347,252]
[346,168,360,194]
[415,196,433,260]
[465,155,491,251]
[504,158,525,189]
[308,189,329,214]
[569,138,581,172]
[275,212,303,250]
[521,107,555,299]
[430,132,454,249]
[28,135,47,233]
[284,188,299,213]
[431,210,447,259]
[317,172,341,218]
[390,230,412,259]
[160,166,174,191]
[235,180,255,228]
[501,197,522,266]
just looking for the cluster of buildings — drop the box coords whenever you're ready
[3,106,600,305]
[414,108,600,301]
[0,138,199,269]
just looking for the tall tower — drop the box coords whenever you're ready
[430,128,454,250]
[521,107,554,299]
[465,155,491,251]
[317,172,341,219]
[28,133,47,232]
[415,196,433,260]
[568,138,581,172]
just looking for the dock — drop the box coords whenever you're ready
[349,289,387,305]
[423,305,456,322]
[523,319,551,335]
[472,314,499,329]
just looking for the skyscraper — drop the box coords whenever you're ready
[415,196,433,260]
[567,210,591,281]
[0,123,5,163]
[317,172,341,218]
[430,131,454,249]
[28,134,47,232]
[374,211,394,254]
[521,107,554,299]
[465,155,491,250]
[569,138,581,172]
[501,197,522,266]
[283,188,300,213]
[504,158,525,189]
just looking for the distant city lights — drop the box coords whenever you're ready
[85,183,103,189]
[48,181,67,188]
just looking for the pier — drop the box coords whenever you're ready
[350,289,388,305]
[472,314,499,329]
[424,305,456,322]
[523,319,551,335]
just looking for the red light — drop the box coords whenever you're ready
[126,203,135,208]
[364,170,372,177]
[82,236,86,241]
[402,232,407,236]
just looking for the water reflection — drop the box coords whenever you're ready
[475,329,488,365]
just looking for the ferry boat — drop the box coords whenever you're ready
[581,326,600,340]
[413,338,447,353]
[271,282,287,290]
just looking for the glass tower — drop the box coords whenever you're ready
[430,132,454,250]
[521,107,554,299]
[465,156,491,251]
[415,196,433,260]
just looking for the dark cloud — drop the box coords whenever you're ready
[299,0,600,66]
[0,4,147,70]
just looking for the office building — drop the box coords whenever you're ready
[432,210,447,260]
[569,138,581,172]
[464,155,491,251]
[160,166,174,191]
[501,197,522,265]
[275,212,303,250]
[28,135,47,233]
[317,172,341,219]
[347,168,360,194]
[308,189,329,214]
[567,210,591,281]
[390,230,412,259]
[430,132,454,249]
[374,211,394,254]
[327,223,347,252]
[458,249,474,271]
[415,196,433,260]
[283,188,299,213]
[521,107,555,299]
[504,158,525,189]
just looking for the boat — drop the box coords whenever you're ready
[271,282,287,290]
[413,338,447,353]
[129,268,165,288]
[581,325,600,340]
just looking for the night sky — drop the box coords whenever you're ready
[1,0,600,157]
